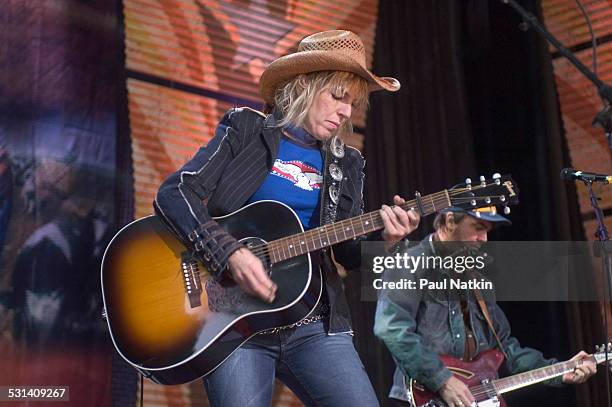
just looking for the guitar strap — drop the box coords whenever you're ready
[472,287,508,360]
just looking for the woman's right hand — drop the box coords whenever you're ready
[228,248,277,303]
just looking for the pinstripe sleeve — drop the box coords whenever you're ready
[154,108,247,278]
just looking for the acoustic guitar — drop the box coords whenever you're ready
[101,174,518,384]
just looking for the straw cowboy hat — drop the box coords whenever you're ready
[259,30,400,105]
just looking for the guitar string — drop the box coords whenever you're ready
[245,181,511,261]
[157,180,588,397]
[171,184,513,322]
[186,192,452,286]
[466,359,581,399]
[187,182,512,282]
[247,182,498,260]
[247,195,507,261]
[137,181,499,304]
[248,190,449,256]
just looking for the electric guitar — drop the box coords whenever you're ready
[411,343,612,407]
[101,174,518,384]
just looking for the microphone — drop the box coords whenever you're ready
[560,168,612,184]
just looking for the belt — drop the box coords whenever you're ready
[259,302,330,335]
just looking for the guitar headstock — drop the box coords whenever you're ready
[448,174,519,215]
[594,343,612,365]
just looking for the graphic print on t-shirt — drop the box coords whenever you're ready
[271,160,322,191]
[245,137,323,229]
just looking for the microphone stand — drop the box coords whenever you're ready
[587,180,612,407]
[501,2,612,404]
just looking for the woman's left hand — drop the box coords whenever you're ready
[380,195,420,249]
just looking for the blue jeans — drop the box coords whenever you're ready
[203,319,379,406]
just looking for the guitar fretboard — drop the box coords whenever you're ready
[492,357,594,394]
[265,190,451,264]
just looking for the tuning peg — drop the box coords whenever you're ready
[465,178,472,190]
[493,173,501,185]
[480,175,486,187]
[485,197,491,204]
[596,344,601,352]
[504,206,511,215]
[471,199,477,207]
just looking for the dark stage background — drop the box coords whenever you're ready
[354,1,609,407]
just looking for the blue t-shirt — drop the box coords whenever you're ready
[247,130,322,230]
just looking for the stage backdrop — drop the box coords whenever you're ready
[541,0,612,336]
[541,0,612,239]
[0,0,120,405]
[122,0,379,405]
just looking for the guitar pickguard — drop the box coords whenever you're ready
[205,279,245,313]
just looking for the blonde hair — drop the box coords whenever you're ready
[272,71,369,137]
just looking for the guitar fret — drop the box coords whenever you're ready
[292,238,298,255]
[443,189,451,208]
[280,241,287,260]
[495,359,579,393]
[295,235,301,256]
[261,186,488,264]
[332,222,340,245]
[310,233,316,250]
[283,238,292,260]
[341,221,349,240]
[297,235,305,256]
[288,236,297,258]
[285,237,295,256]
[367,212,375,233]
[272,242,278,262]
[322,225,330,246]
[353,218,360,237]
[348,218,357,239]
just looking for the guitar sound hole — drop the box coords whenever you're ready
[240,237,272,275]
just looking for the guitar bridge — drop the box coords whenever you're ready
[181,253,202,308]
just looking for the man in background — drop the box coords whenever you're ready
[374,207,596,407]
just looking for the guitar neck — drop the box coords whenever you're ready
[266,189,451,264]
[492,356,595,394]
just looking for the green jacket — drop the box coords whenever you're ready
[374,235,559,403]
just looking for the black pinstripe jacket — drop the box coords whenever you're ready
[154,107,368,333]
